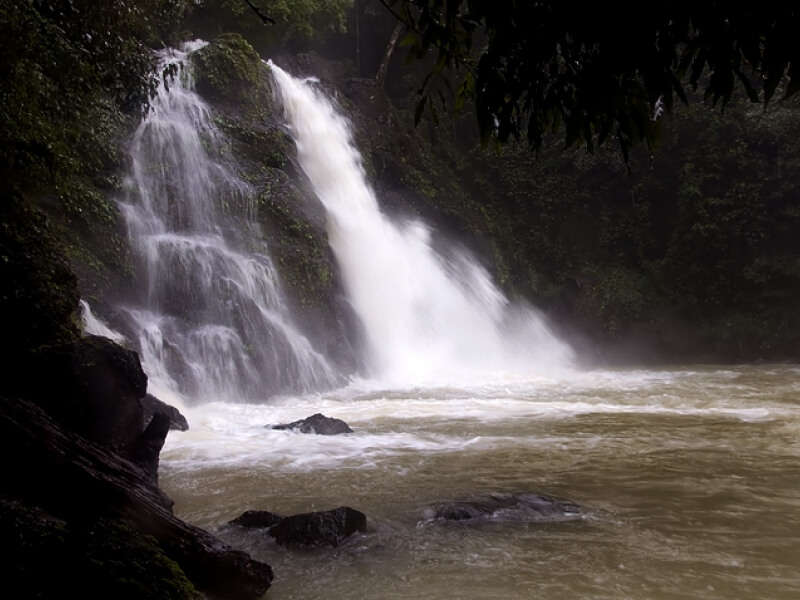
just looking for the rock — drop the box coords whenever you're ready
[23,336,180,482]
[269,506,366,547]
[1,397,273,599]
[141,393,189,431]
[193,34,263,104]
[228,510,283,529]
[271,413,353,435]
[26,335,147,451]
[423,493,582,523]
[129,412,171,484]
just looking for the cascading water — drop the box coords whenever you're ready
[268,63,574,383]
[116,42,337,403]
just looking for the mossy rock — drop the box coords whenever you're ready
[1,500,200,600]
[256,176,334,310]
[193,33,264,104]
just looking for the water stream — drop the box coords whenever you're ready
[162,366,800,599]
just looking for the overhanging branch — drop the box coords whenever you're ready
[242,0,276,25]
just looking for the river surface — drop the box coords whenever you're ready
[161,364,800,599]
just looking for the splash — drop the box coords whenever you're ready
[269,62,574,384]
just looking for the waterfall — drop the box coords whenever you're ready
[116,42,337,403]
[269,63,574,383]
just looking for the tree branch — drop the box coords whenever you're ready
[242,0,276,25]
[377,0,412,30]
[376,21,404,88]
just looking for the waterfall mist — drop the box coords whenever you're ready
[269,62,574,384]
[115,42,338,404]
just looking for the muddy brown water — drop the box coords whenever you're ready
[161,365,800,599]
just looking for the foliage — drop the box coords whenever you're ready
[0,0,188,188]
[187,0,353,51]
[0,191,80,355]
[382,1,800,158]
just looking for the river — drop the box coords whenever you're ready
[161,364,800,599]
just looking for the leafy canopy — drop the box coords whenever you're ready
[383,1,800,158]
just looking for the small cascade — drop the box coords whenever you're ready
[116,42,337,403]
[269,62,574,383]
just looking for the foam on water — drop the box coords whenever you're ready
[162,367,792,472]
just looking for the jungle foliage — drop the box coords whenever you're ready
[184,0,353,53]
[0,0,188,189]
[381,1,800,159]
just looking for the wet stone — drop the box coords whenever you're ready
[268,506,366,548]
[423,493,582,524]
[271,413,353,435]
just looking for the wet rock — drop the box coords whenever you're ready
[423,493,582,523]
[269,506,366,547]
[1,397,273,599]
[129,412,170,484]
[141,393,189,431]
[229,510,283,529]
[27,335,148,451]
[271,413,353,435]
[23,336,181,482]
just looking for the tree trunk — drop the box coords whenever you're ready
[355,0,361,74]
[375,21,404,88]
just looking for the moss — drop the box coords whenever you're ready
[257,181,335,310]
[193,33,264,104]
[80,518,200,600]
[1,500,199,600]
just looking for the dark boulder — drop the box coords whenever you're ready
[22,336,181,482]
[271,413,353,435]
[1,397,273,599]
[228,510,283,529]
[423,493,582,523]
[129,412,171,484]
[26,335,147,451]
[269,506,366,547]
[141,393,189,431]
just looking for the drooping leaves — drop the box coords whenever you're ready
[382,1,800,158]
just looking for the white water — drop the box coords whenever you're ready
[268,63,574,385]
[80,299,127,344]
[114,42,337,403]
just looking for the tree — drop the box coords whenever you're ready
[380,1,800,158]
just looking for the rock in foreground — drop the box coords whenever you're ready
[2,394,273,599]
[271,413,353,435]
[424,493,582,523]
[269,506,366,547]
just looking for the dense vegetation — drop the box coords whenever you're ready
[383,1,800,159]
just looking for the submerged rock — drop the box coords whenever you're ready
[229,510,283,529]
[269,506,366,547]
[271,413,353,435]
[141,393,189,431]
[423,493,582,524]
